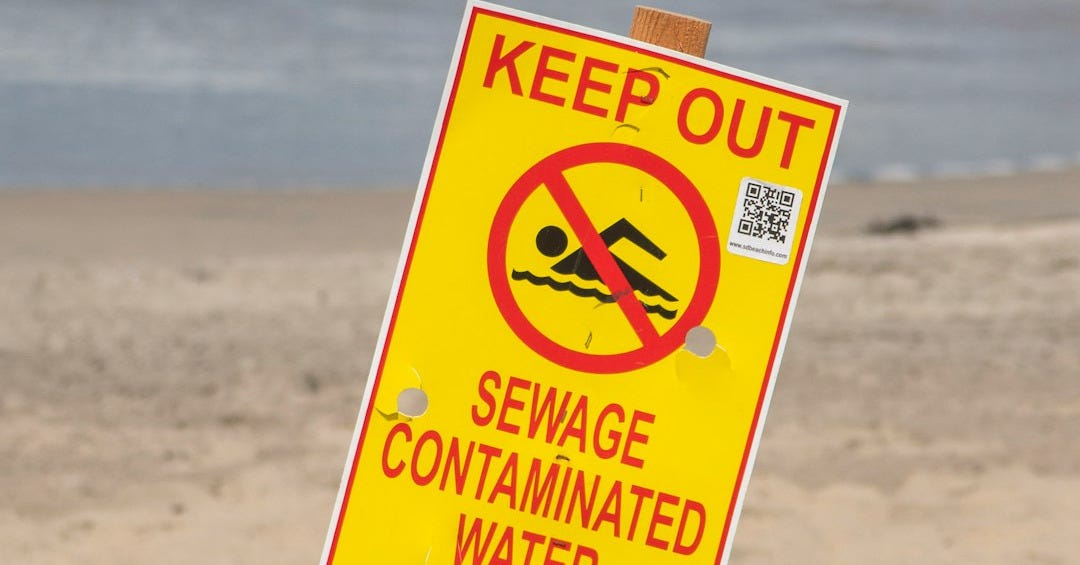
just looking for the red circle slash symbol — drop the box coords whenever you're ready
[488,143,720,374]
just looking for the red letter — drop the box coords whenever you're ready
[455,514,498,565]
[621,410,654,469]
[491,526,514,565]
[615,69,660,122]
[572,56,618,118]
[557,396,588,454]
[496,376,529,435]
[674,499,707,555]
[591,480,623,537]
[521,530,546,564]
[410,429,443,486]
[439,437,474,495]
[574,545,599,565]
[472,370,500,427]
[487,451,519,508]
[646,492,679,551]
[530,46,575,107]
[678,87,724,144]
[381,422,411,478]
[521,458,561,518]
[544,537,571,565]
[528,385,573,443]
[626,484,655,541]
[564,472,601,529]
[777,111,816,169]
[552,467,576,521]
[727,99,772,158]
[473,443,503,500]
[483,34,535,95]
[593,403,625,460]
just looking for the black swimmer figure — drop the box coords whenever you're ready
[534,219,677,302]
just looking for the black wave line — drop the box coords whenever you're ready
[641,302,678,320]
[513,270,614,302]
[511,270,678,320]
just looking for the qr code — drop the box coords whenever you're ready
[727,178,802,265]
[736,182,796,244]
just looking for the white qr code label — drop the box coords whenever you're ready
[726,178,803,265]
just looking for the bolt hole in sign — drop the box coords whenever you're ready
[321,3,845,565]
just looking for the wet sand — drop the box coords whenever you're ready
[1,169,1078,564]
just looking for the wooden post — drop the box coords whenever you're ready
[628,6,711,57]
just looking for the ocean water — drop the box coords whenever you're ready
[2,0,1079,188]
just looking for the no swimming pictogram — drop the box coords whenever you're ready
[488,142,720,374]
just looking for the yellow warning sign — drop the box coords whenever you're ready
[322,2,846,565]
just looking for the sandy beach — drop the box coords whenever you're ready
[1,169,1078,564]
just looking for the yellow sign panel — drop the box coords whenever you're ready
[323,2,845,564]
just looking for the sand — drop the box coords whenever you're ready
[1,170,1077,564]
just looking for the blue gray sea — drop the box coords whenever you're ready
[2,0,1079,188]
